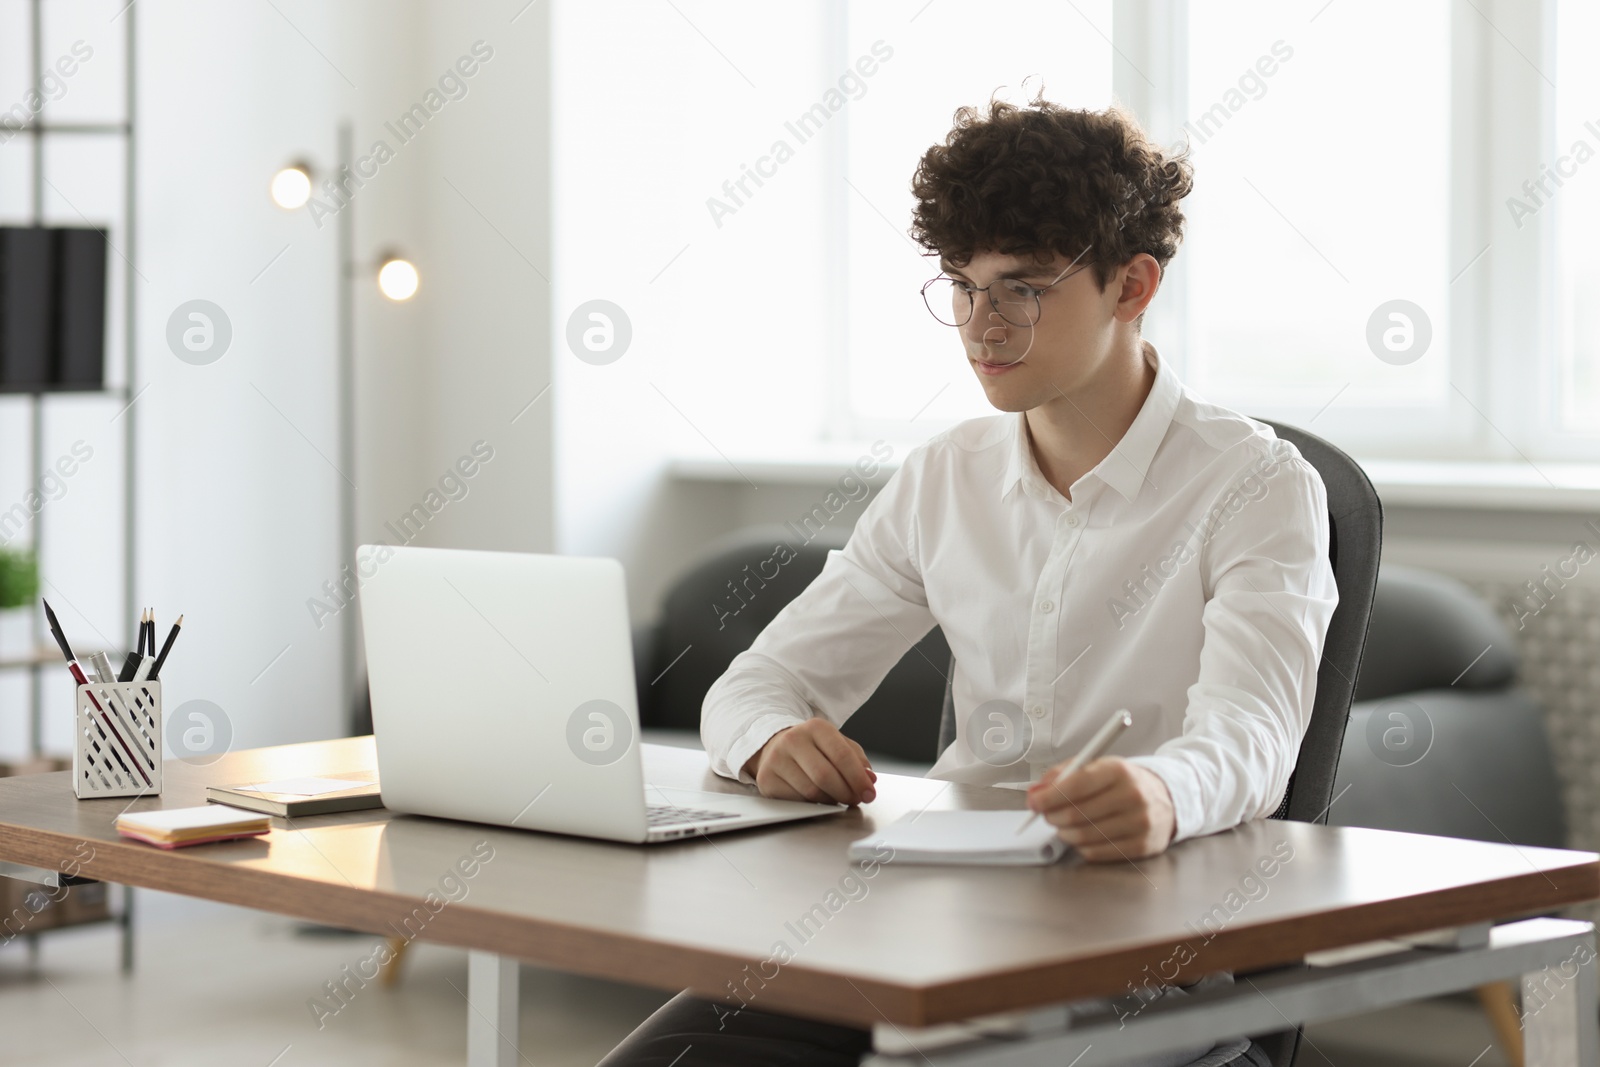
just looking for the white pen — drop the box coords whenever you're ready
[1016,708,1134,835]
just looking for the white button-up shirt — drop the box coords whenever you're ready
[701,343,1339,843]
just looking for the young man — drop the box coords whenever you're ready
[601,96,1337,1067]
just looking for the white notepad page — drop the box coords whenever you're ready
[117,804,266,833]
[847,810,1068,866]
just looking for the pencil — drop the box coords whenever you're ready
[149,615,183,680]
[42,599,76,662]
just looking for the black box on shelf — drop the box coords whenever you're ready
[0,227,54,391]
[52,227,109,391]
[0,225,109,394]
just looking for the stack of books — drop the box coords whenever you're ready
[115,805,270,849]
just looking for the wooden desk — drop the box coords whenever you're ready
[1,737,1597,1066]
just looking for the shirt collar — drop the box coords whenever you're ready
[1001,341,1182,505]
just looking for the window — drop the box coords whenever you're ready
[840,1,1113,433]
[826,0,1593,464]
[552,1,1598,467]
[1182,0,1452,418]
[1555,0,1600,433]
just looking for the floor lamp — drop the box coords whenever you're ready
[270,124,418,727]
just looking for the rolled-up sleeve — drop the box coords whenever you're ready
[701,448,939,783]
[1125,444,1339,843]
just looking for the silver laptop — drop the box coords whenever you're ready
[358,545,843,843]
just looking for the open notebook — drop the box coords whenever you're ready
[847,810,1068,866]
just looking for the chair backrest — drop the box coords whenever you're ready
[639,523,951,764]
[936,420,1383,825]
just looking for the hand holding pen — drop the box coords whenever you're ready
[1016,708,1133,835]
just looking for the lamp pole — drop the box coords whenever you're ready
[337,121,357,725]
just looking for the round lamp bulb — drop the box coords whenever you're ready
[377,258,419,301]
[270,166,312,210]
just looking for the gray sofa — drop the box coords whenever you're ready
[1329,564,1565,847]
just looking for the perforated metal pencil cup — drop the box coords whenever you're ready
[73,680,162,798]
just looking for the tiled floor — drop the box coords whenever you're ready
[0,888,1514,1067]
[2,891,671,1067]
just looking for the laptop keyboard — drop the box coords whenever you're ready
[647,803,740,827]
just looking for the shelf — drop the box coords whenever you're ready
[0,646,115,672]
[0,385,121,397]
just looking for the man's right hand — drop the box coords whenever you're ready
[742,719,877,806]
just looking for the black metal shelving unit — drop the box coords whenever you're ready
[0,0,137,973]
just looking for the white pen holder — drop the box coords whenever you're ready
[73,680,162,799]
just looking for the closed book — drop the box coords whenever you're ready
[205,775,382,818]
[51,227,107,390]
[0,227,54,392]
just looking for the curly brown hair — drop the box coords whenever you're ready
[910,93,1194,301]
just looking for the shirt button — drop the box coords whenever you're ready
[1039,600,1055,613]
[1029,706,1044,718]
[1065,514,1081,528]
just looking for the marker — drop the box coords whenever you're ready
[1016,709,1133,835]
[116,649,143,682]
[88,651,115,684]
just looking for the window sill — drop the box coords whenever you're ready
[669,450,1600,512]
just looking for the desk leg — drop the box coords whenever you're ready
[467,950,520,1067]
[1522,931,1599,1067]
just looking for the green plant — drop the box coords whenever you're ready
[0,547,39,611]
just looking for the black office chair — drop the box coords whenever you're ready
[632,523,952,765]
[643,423,1381,1067]
[928,419,1384,1067]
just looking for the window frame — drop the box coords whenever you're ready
[826,0,1589,466]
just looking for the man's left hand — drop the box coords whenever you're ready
[1026,757,1176,862]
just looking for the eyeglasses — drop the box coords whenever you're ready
[920,249,1094,328]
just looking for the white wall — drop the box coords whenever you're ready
[0,0,554,759]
